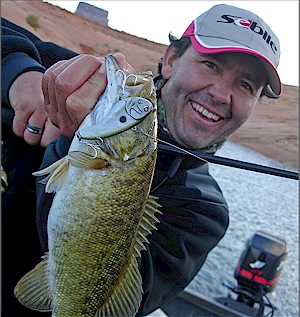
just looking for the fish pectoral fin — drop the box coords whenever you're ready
[69,151,108,169]
[134,195,162,258]
[97,255,142,317]
[33,156,70,193]
[14,253,52,312]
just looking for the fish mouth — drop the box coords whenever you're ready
[190,101,222,122]
[106,54,122,72]
[76,54,156,141]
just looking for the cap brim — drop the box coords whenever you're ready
[189,35,282,98]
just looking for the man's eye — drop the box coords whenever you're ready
[204,61,217,69]
[241,81,252,92]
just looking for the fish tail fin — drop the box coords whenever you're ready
[33,156,70,193]
[14,253,52,312]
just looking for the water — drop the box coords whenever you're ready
[186,141,298,317]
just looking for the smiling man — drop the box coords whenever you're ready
[2,3,281,316]
[157,4,280,152]
[160,50,269,149]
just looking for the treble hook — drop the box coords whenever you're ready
[131,125,156,141]
[116,69,126,98]
[80,138,103,159]
[126,74,138,86]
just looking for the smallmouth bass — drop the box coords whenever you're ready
[14,54,160,317]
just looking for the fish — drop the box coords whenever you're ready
[14,54,160,317]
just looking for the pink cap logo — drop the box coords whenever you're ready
[233,17,252,28]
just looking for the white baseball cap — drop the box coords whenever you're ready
[181,4,282,98]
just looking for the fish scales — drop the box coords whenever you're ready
[48,153,156,316]
[14,54,159,317]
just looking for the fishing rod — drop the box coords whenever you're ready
[3,109,297,180]
[158,143,298,180]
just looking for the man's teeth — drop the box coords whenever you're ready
[191,102,220,121]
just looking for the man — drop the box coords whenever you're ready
[2,4,281,316]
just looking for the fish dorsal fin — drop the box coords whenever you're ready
[14,253,52,312]
[97,255,142,317]
[69,151,108,169]
[33,156,70,193]
[134,195,162,258]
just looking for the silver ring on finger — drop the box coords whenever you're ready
[26,123,44,135]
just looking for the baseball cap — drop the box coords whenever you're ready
[181,4,282,98]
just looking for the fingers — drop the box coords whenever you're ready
[22,105,48,145]
[43,55,105,138]
[40,117,61,148]
[65,62,107,126]
[12,107,32,138]
[65,53,135,124]
[8,54,135,146]
[113,53,136,73]
[42,60,66,106]
[9,71,47,145]
[42,53,135,139]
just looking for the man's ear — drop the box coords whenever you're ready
[161,45,179,79]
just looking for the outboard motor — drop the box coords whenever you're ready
[218,231,288,316]
[234,231,287,295]
[162,231,288,317]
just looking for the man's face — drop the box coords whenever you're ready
[161,46,267,149]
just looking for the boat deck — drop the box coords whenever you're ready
[161,289,261,317]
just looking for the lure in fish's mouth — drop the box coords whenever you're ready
[76,54,156,141]
[76,96,154,140]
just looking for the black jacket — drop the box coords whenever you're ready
[1,18,77,316]
[2,18,229,316]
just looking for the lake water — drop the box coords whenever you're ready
[187,141,298,317]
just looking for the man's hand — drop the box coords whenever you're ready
[8,71,60,147]
[42,53,135,139]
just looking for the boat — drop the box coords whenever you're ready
[149,231,288,317]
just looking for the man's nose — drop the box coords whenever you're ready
[207,79,232,105]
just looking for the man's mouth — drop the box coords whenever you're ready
[191,101,221,122]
